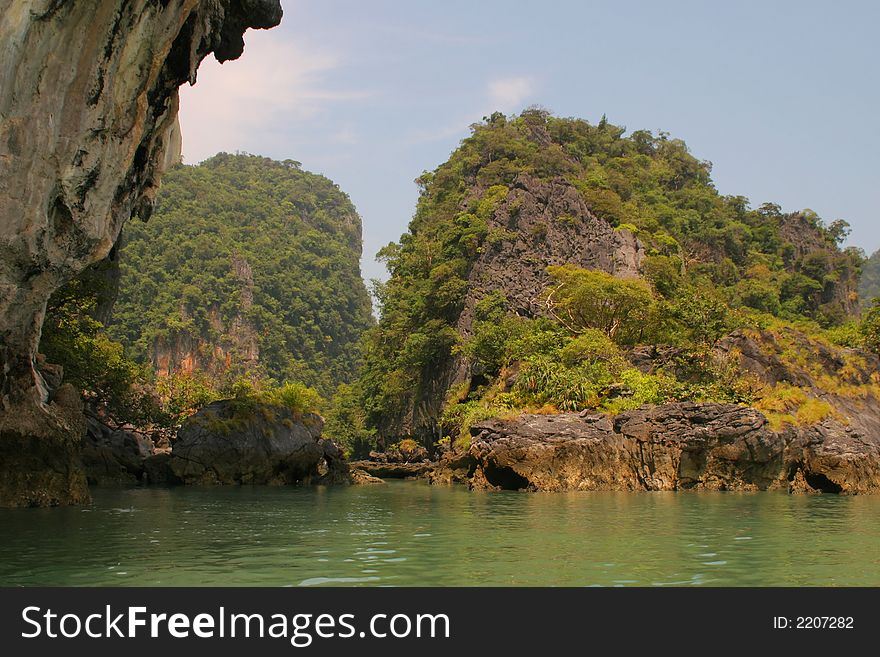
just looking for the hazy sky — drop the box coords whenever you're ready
[179,0,879,283]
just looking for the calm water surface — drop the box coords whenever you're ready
[1,481,878,586]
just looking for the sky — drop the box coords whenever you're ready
[179,0,880,284]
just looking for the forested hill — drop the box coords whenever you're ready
[358,109,865,443]
[110,153,374,396]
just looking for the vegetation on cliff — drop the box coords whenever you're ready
[41,154,370,433]
[111,153,374,397]
[357,109,869,449]
[40,268,326,431]
[860,249,880,306]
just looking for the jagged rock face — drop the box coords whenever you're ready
[715,327,880,440]
[150,253,260,377]
[80,414,157,486]
[716,328,879,390]
[434,403,880,494]
[457,173,643,335]
[390,173,644,443]
[0,0,282,506]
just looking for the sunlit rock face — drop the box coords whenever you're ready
[0,0,282,507]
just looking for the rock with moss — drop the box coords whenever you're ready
[159,400,332,485]
[359,110,864,460]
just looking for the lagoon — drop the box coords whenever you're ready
[1,481,878,586]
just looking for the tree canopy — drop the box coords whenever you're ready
[110,153,374,397]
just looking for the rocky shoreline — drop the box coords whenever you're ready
[431,403,880,494]
[73,398,880,496]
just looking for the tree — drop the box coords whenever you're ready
[41,274,157,425]
[827,219,851,245]
[544,265,654,343]
[323,383,376,457]
[861,299,880,354]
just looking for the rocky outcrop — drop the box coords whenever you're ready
[434,403,880,494]
[458,173,643,334]
[0,383,89,506]
[385,172,644,443]
[150,253,260,378]
[349,468,386,485]
[348,441,434,480]
[151,307,261,379]
[716,328,879,390]
[0,0,282,506]
[149,400,341,486]
[80,415,157,486]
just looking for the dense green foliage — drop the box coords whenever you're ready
[112,153,374,397]
[41,272,157,425]
[860,300,880,354]
[860,249,880,307]
[322,382,376,457]
[358,110,864,443]
[544,265,654,342]
[439,273,761,445]
[41,153,358,432]
[41,269,326,429]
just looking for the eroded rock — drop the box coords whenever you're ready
[434,402,880,494]
[0,0,282,506]
[381,171,645,442]
[0,384,89,507]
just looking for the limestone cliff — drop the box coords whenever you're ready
[149,254,260,381]
[457,173,643,337]
[362,111,863,455]
[109,153,375,395]
[0,0,282,506]
[383,173,644,444]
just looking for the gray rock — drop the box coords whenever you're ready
[166,400,327,485]
[81,415,156,486]
[349,469,386,485]
[349,460,434,479]
[379,172,645,440]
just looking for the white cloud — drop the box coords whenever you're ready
[403,75,538,145]
[487,76,534,113]
[178,32,368,163]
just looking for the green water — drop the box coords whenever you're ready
[1,481,879,586]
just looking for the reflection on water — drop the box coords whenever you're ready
[1,481,878,586]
